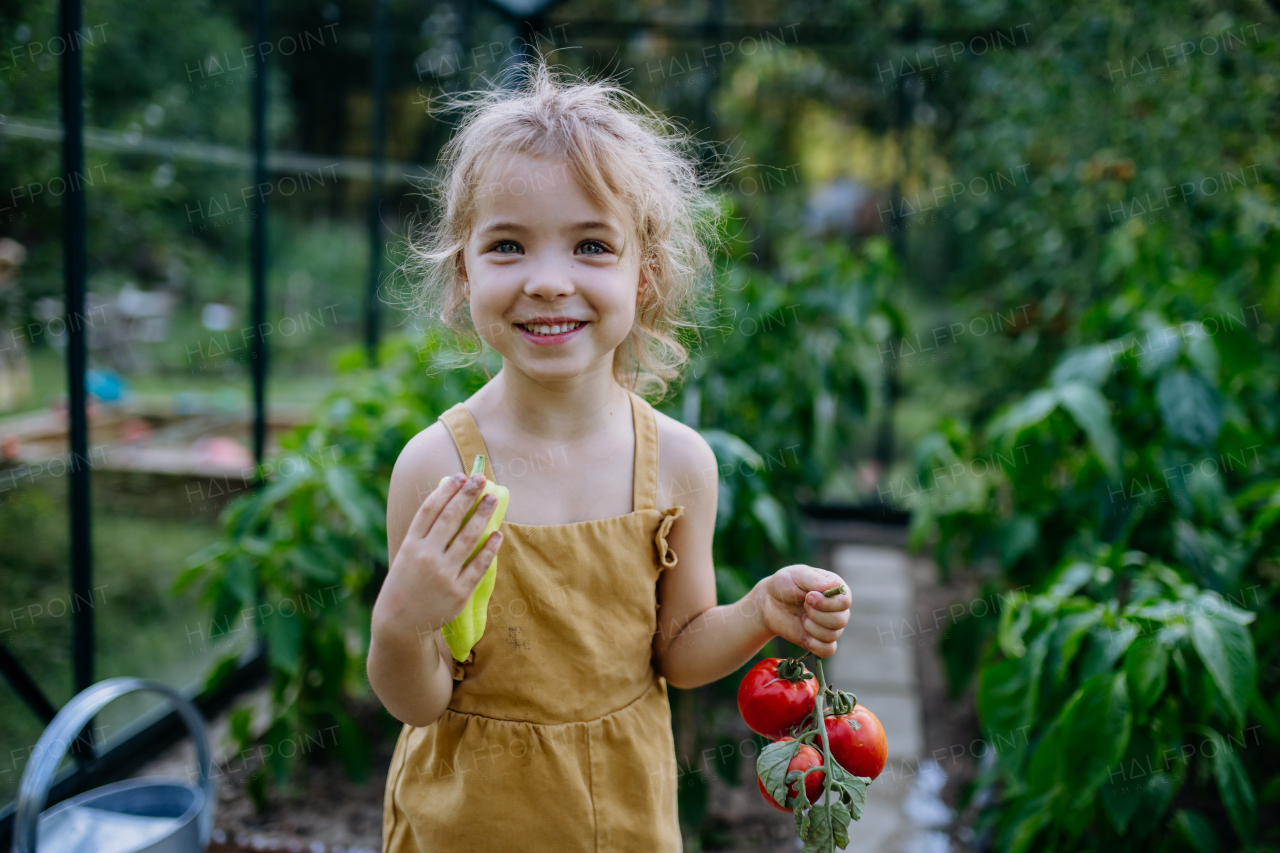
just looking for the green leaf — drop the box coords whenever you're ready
[246,466,313,525]
[291,546,342,584]
[1045,609,1103,692]
[987,388,1059,439]
[1051,345,1113,387]
[183,539,229,572]
[1201,727,1257,844]
[228,704,254,751]
[1079,620,1138,681]
[827,760,870,820]
[1156,369,1222,447]
[264,605,304,676]
[1174,521,1247,592]
[1171,809,1220,853]
[750,492,789,551]
[324,465,382,537]
[1046,561,1094,599]
[1099,726,1147,833]
[998,515,1039,565]
[1099,720,1186,838]
[172,561,210,596]
[940,610,996,699]
[1055,381,1121,476]
[997,599,1033,659]
[1058,671,1132,806]
[978,632,1048,778]
[223,554,257,605]
[1189,611,1256,729]
[757,739,800,807]
[203,652,242,694]
[332,704,371,782]
[1124,635,1169,714]
[800,803,851,852]
[1026,714,1064,796]
[998,788,1058,853]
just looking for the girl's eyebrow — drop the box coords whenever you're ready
[478,221,525,235]
[567,220,617,232]
[478,220,619,236]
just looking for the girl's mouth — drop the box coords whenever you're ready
[514,321,587,345]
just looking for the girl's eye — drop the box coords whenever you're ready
[578,240,610,256]
[492,240,521,254]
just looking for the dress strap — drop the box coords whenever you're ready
[628,390,659,512]
[438,403,497,483]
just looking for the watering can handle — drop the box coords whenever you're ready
[11,677,215,853]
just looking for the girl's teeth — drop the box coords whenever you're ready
[527,322,580,336]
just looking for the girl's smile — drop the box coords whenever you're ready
[514,318,589,345]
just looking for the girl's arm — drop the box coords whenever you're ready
[651,422,851,690]
[368,425,501,727]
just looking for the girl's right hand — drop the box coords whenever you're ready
[372,471,504,648]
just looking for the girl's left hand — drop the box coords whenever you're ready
[755,565,851,657]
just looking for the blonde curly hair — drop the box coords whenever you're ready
[404,56,728,401]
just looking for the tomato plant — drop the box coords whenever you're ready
[737,657,819,739]
[744,651,883,852]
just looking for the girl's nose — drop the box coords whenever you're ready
[522,253,576,299]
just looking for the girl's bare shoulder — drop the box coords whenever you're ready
[387,419,467,523]
[651,407,719,513]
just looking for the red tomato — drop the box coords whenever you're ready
[757,737,825,811]
[737,658,819,739]
[824,704,888,780]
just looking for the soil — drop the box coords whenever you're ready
[129,689,393,853]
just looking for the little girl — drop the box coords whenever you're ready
[368,59,851,852]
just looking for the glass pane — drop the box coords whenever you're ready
[74,0,265,745]
[1,0,75,806]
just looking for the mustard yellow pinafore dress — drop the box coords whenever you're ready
[382,389,685,852]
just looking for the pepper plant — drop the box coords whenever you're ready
[972,548,1259,851]
[911,286,1279,849]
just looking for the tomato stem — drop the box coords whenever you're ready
[813,654,836,849]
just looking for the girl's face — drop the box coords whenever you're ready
[462,151,642,385]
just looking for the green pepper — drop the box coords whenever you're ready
[438,454,509,662]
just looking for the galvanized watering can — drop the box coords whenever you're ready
[11,677,215,853]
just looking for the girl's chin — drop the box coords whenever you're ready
[499,352,618,383]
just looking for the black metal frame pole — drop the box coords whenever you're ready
[250,0,269,470]
[875,21,918,472]
[365,0,388,366]
[59,0,93,698]
[0,646,58,725]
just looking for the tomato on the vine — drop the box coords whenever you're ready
[756,737,825,811]
[737,658,818,739]
[824,703,888,780]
